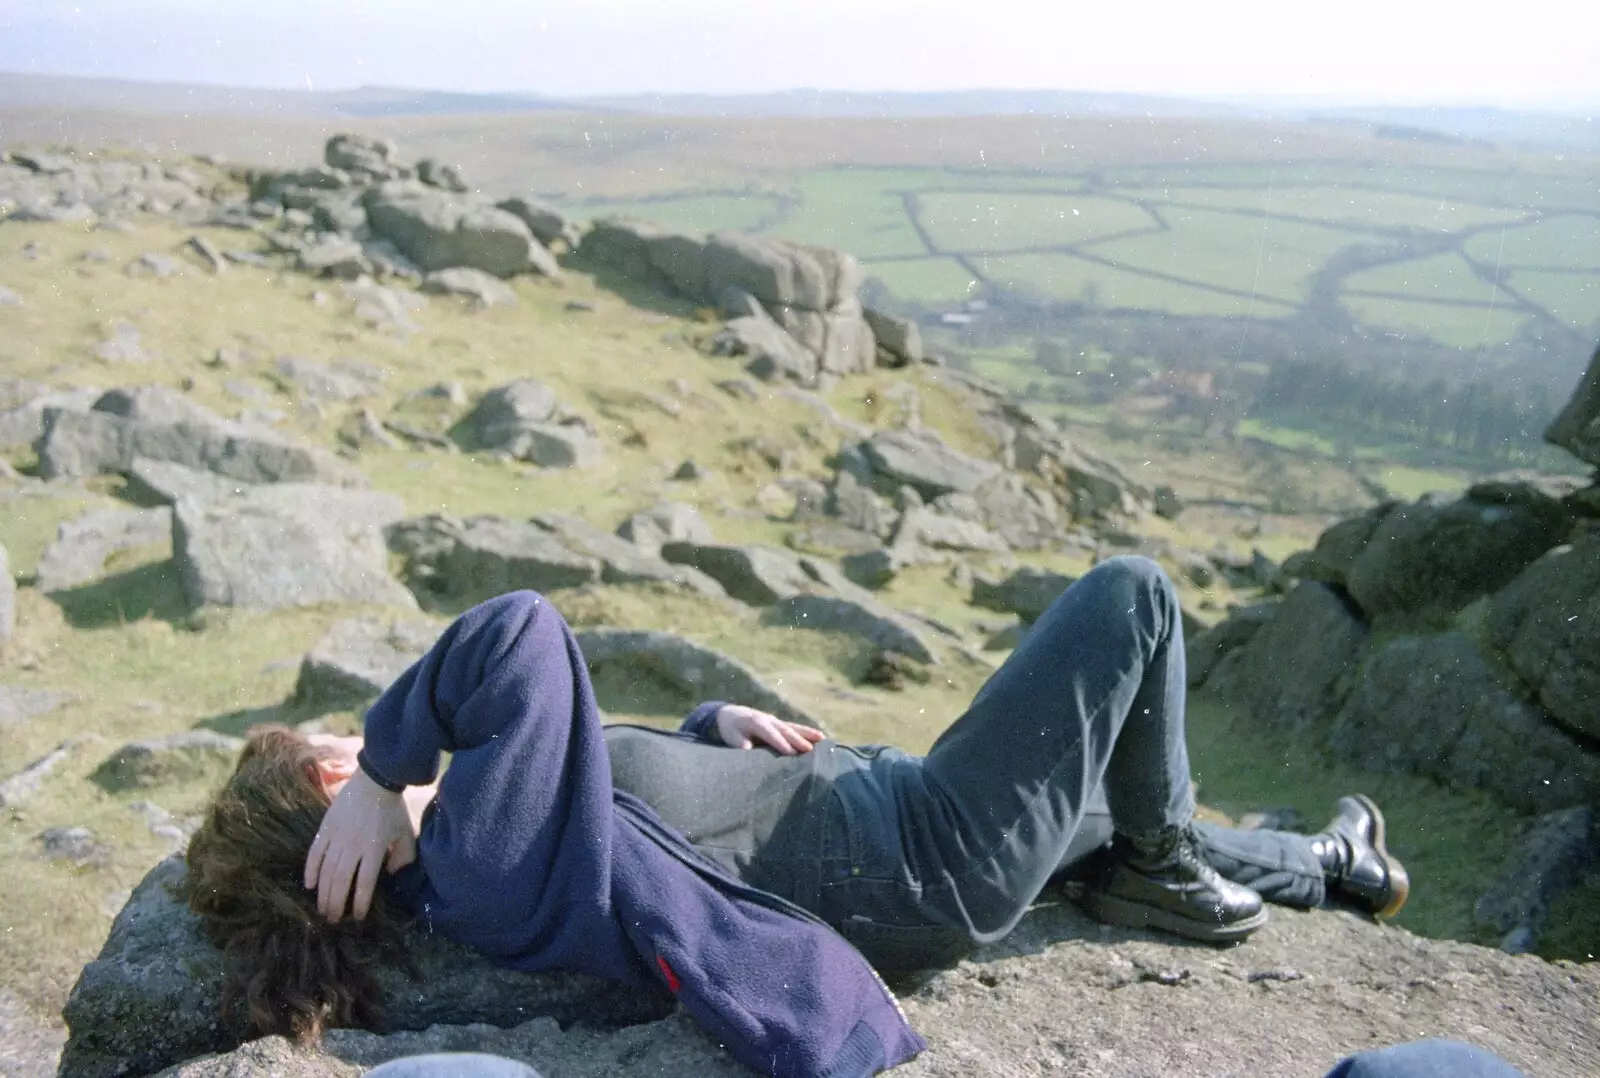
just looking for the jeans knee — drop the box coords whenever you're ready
[1090,555,1175,605]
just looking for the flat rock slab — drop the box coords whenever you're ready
[431,516,601,599]
[80,875,1600,1078]
[533,514,725,597]
[293,617,446,707]
[861,429,1002,501]
[768,594,939,665]
[574,628,821,731]
[970,566,1077,623]
[124,458,258,505]
[658,542,813,606]
[174,486,414,611]
[35,506,172,592]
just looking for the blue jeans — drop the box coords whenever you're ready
[821,556,1327,958]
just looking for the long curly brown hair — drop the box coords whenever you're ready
[182,725,412,1043]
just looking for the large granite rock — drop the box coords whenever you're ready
[495,195,579,250]
[322,134,400,182]
[532,514,725,597]
[69,867,1600,1078]
[397,516,600,601]
[863,307,922,366]
[452,381,601,468]
[1328,632,1600,813]
[1205,583,1366,732]
[364,184,552,278]
[1474,806,1595,944]
[1487,535,1600,742]
[573,628,820,730]
[614,502,714,555]
[0,384,101,450]
[59,857,670,1078]
[1342,486,1570,622]
[970,567,1077,624]
[711,314,819,386]
[91,730,244,791]
[1185,601,1280,688]
[35,407,361,487]
[767,594,939,665]
[35,507,172,592]
[174,486,414,611]
[1545,342,1600,467]
[860,430,1003,501]
[658,542,813,606]
[292,618,445,707]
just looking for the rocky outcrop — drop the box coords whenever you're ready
[392,515,601,601]
[65,865,1600,1078]
[863,307,922,366]
[1487,535,1600,742]
[1474,806,1595,951]
[573,628,821,730]
[532,515,726,597]
[970,567,1076,624]
[658,542,813,606]
[421,267,517,307]
[766,594,939,665]
[292,618,445,707]
[35,506,172,592]
[495,195,580,250]
[173,486,413,611]
[1185,601,1278,687]
[91,731,244,791]
[1546,343,1600,466]
[614,502,714,555]
[0,384,101,451]
[450,381,601,467]
[364,183,556,279]
[860,429,1002,501]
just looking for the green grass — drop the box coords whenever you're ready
[1343,251,1515,305]
[574,193,782,234]
[1462,213,1600,271]
[1340,293,1526,348]
[1377,464,1469,500]
[915,192,1156,254]
[765,169,929,259]
[863,257,980,304]
[1083,205,1355,306]
[1505,269,1600,331]
[976,250,1296,316]
[1140,184,1525,233]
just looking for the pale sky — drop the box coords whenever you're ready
[0,0,1596,109]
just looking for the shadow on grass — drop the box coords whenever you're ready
[49,560,190,629]
[563,250,705,320]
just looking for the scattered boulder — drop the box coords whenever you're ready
[273,356,386,404]
[37,826,110,868]
[767,595,939,664]
[1545,343,1600,467]
[292,618,445,707]
[970,567,1077,624]
[91,731,245,791]
[827,469,898,539]
[520,421,604,468]
[323,134,399,181]
[123,458,255,505]
[1205,583,1366,733]
[893,505,1007,554]
[297,236,370,279]
[416,158,469,194]
[973,476,1062,550]
[125,253,182,279]
[1486,535,1600,742]
[862,307,922,366]
[94,385,215,427]
[532,514,726,597]
[421,267,517,307]
[711,314,819,386]
[861,429,1002,501]
[0,284,21,306]
[574,628,821,730]
[365,183,553,278]
[615,502,714,555]
[1185,602,1280,688]
[452,379,558,450]
[1342,487,1570,622]
[59,856,669,1078]
[35,506,172,592]
[840,544,921,590]
[411,516,601,600]
[1327,632,1600,814]
[1474,807,1594,948]
[93,321,146,362]
[658,542,813,606]
[1153,485,1184,520]
[184,235,225,274]
[173,485,414,611]
[496,195,580,249]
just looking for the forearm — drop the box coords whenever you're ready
[679,701,729,743]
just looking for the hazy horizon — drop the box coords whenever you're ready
[1,0,1596,111]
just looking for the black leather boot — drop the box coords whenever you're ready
[1311,794,1410,918]
[1081,826,1268,943]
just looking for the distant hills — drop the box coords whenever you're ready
[0,71,1595,154]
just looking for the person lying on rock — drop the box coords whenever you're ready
[184,556,1409,1078]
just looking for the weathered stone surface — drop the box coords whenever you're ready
[974,476,1061,550]
[840,544,921,590]
[863,307,922,365]
[532,514,726,597]
[1328,632,1600,813]
[514,422,604,468]
[711,315,819,386]
[124,459,254,505]
[292,618,445,707]
[970,567,1077,623]
[59,857,670,1078]
[1281,503,1398,585]
[0,986,64,1078]
[173,486,413,611]
[1206,583,1366,733]
[426,516,601,599]
[768,595,939,664]
[1186,602,1280,688]
[0,738,84,809]
[1487,535,1600,742]
[0,541,13,646]
[861,430,1002,501]
[83,885,1600,1078]
[274,357,385,404]
[298,237,370,279]
[93,386,216,428]
[323,134,398,181]
[615,503,714,555]
[35,506,172,592]
[1546,343,1600,467]
[0,684,68,727]
[365,184,541,278]
[451,380,558,452]
[91,731,244,791]
[1474,806,1594,942]
[0,385,101,450]
[826,469,897,539]
[1343,488,1569,622]
[421,267,517,307]
[36,408,363,486]
[658,542,812,606]
[574,628,820,729]
[495,195,579,249]
[893,506,1007,554]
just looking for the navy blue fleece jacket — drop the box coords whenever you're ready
[360,591,925,1078]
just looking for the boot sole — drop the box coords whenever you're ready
[1352,793,1410,919]
[1080,890,1269,943]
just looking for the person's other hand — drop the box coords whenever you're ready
[715,704,826,755]
[304,769,417,923]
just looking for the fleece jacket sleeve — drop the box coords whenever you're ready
[678,700,727,743]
